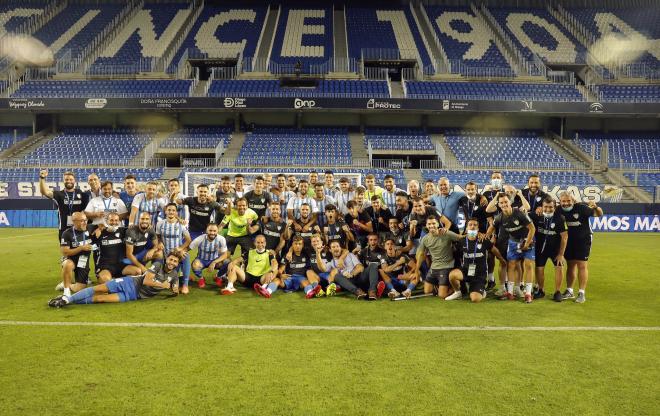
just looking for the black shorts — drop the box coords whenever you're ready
[496,239,508,262]
[425,268,451,286]
[96,262,124,277]
[242,272,264,287]
[462,270,486,294]
[535,247,560,267]
[452,241,463,269]
[74,267,90,284]
[565,238,592,261]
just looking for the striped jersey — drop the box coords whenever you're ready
[286,195,318,220]
[131,193,160,225]
[190,234,227,262]
[156,220,190,254]
[312,195,335,229]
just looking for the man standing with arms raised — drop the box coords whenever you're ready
[39,169,89,241]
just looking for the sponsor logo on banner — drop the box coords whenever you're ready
[294,98,316,109]
[85,98,107,109]
[589,102,604,113]
[8,99,45,109]
[139,98,188,109]
[520,100,536,112]
[366,98,401,109]
[223,97,246,108]
[442,100,450,110]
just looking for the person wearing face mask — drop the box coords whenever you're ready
[458,181,494,289]
[84,180,128,227]
[522,174,548,216]
[39,169,90,242]
[91,212,126,283]
[529,197,568,302]
[446,219,507,302]
[559,192,603,304]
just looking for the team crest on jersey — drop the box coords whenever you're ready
[513,220,519,225]
[551,223,555,229]
[573,213,579,219]
[477,244,482,249]
[144,232,149,238]
[473,206,479,211]
[260,198,264,203]
[115,233,120,238]
[536,197,541,202]
[77,194,81,198]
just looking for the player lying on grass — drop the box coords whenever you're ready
[446,219,507,303]
[48,252,182,307]
[254,236,322,298]
[223,234,277,295]
[190,223,230,289]
[379,238,418,299]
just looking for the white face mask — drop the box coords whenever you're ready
[467,194,476,201]
[466,229,478,238]
[106,225,118,233]
[562,205,573,212]
[542,212,554,219]
[491,179,502,189]
[256,248,266,254]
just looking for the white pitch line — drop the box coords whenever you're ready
[0,231,54,240]
[0,321,659,331]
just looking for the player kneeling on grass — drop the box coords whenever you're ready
[223,235,277,295]
[446,219,507,303]
[305,233,340,297]
[48,252,182,308]
[59,212,95,297]
[412,215,461,299]
[191,223,230,289]
[379,238,418,299]
[122,212,162,275]
[256,236,322,299]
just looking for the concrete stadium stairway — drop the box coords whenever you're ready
[431,134,460,167]
[412,3,449,74]
[349,132,369,161]
[253,5,280,72]
[2,131,53,160]
[131,130,171,166]
[220,131,246,165]
[333,6,348,64]
[403,169,422,186]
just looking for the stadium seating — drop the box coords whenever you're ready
[421,169,599,188]
[623,172,660,195]
[424,5,513,76]
[12,80,193,98]
[596,84,660,103]
[88,3,192,74]
[236,127,352,166]
[364,128,433,151]
[0,127,30,153]
[0,167,164,183]
[489,7,586,64]
[269,7,333,73]
[444,129,571,168]
[160,127,232,149]
[346,7,432,69]
[568,7,660,73]
[23,128,153,165]
[405,81,583,101]
[208,79,389,98]
[31,3,122,58]
[0,1,47,36]
[574,131,660,167]
[166,5,267,73]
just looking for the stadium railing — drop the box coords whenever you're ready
[0,158,168,168]
[403,93,585,102]
[419,159,590,170]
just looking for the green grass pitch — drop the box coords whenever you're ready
[0,229,658,415]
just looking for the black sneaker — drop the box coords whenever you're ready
[368,290,377,301]
[533,289,545,299]
[552,291,562,302]
[48,295,66,308]
[355,289,367,300]
[485,280,496,291]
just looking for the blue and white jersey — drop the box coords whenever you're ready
[157,192,189,224]
[131,193,160,225]
[286,195,318,220]
[190,234,227,262]
[156,220,190,253]
[382,188,402,214]
[271,190,296,220]
[333,191,355,215]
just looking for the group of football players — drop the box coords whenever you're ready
[42,168,603,308]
